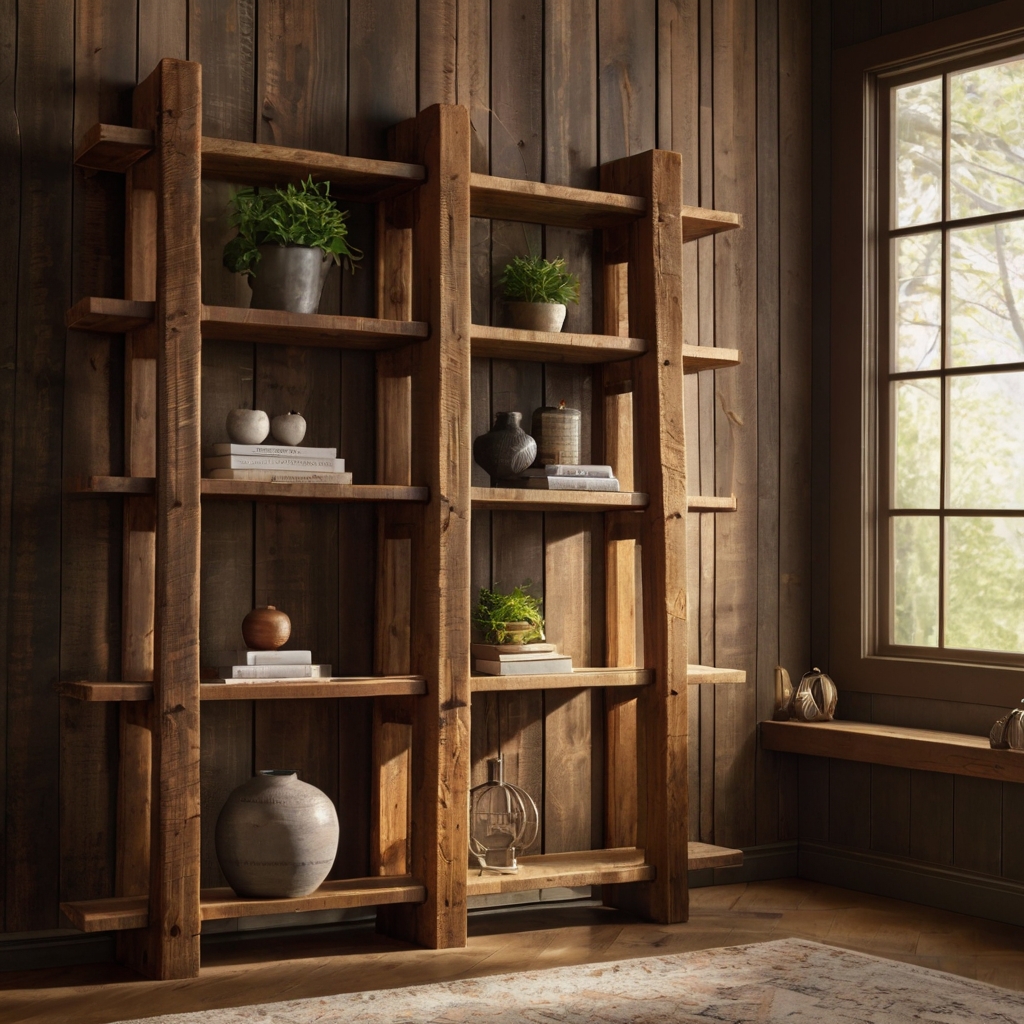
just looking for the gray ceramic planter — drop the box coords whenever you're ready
[507,301,567,332]
[215,770,339,898]
[248,244,332,314]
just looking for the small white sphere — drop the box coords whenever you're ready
[271,411,307,446]
[226,408,270,445]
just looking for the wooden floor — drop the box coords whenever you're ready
[4,879,1024,1023]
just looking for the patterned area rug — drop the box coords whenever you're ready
[117,938,1024,1023]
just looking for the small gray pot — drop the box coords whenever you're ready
[507,301,567,333]
[249,245,332,314]
[215,770,339,898]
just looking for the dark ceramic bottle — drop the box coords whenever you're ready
[473,411,538,480]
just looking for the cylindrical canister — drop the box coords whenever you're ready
[531,401,581,465]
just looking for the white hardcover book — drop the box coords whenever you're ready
[525,476,620,491]
[205,469,353,484]
[475,657,573,675]
[211,443,337,458]
[470,642,556,658]
[204,455,346,472]
[521,465,614,478]
[471,650,561,663]
[206,650,313,666]
[219,663,331,680]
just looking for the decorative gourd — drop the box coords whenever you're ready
[242,605,291,650]
[773,666,794,720]
[990,701,1024,750]
[787,667,838,722]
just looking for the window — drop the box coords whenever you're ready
[881,55,1024,666]
[830,7,1024,706]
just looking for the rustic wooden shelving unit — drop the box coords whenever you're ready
[58,58,746,980]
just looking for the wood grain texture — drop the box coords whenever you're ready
[471,669,651,693]
[5,0,74,934]
[471,487,647,511]
[471,324,645,363]
[762,720,1024,784]
[467,848,653,896]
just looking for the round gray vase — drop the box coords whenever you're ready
[248,245,332,314]
[215,770,339,898]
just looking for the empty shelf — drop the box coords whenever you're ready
[682,206,742,241]
[472,487,648,512]
[687,665,746,684]
[471,324,646,363]
[687,842,744,869]
[467,848,654,896]
[471,173,645,228]
[687,495,737,512]
[471,668,652,693]
[682,344,741,373]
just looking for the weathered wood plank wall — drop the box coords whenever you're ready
[0,0,812,934]
[804,0,1024,889]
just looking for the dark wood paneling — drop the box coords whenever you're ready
[953,776,1002,876]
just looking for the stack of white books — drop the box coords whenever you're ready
[204,443,352,484]
[205,649,333,684]
[472,642,573,676]
[520,465,620,492]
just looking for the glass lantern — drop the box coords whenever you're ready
[469,755,539,873]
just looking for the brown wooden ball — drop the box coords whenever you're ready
[242,605,291,650]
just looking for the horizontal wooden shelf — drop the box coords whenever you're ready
[65,296,153,333]
[688,842,744,870]
[467,848,654,896]
[687,495,737,513]
[57,677,427,702]
[682,344,741,373]
[65,476,428,504]
[687,665,747,684]
[470,173,646,228]
[61,875,425,932]
[471,324,646,363]
[471,668,652,693]
[200,875,425,921]
[760,719,1024,785]
[75,124,425,199]
[67,297,429,351]
[681,206,743,241]
[201,304,429,348]
[471,486,648,512]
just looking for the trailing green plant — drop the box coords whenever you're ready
[499,255,580,306]
[222,176,362,277]
[474,584,545,644]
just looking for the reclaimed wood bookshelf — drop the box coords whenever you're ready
[59,58,745,979]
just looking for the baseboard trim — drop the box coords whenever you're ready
[0,931,115,972]
[799,841,1024,928]
[689,841,799,888]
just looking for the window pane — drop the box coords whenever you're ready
[948,371,1024,510]
[894,379,940,508]
[892,516,940,647]
[950,220,1024,367]
[950,57,1024,220]
[894,233,942,372]
[946,517,1024,652]
[894,78,942,228]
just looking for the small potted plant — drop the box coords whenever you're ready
[474,584,544,644]
[222,176,362,314]
[499,254,580,333]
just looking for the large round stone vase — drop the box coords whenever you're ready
[248,244,332,314]
[473,411,537,481]
[215,770,339,898]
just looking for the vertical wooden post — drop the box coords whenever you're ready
[379,103,471,949]
[602,150,688,924]
[115,142,158,938]
[128,57,203,979]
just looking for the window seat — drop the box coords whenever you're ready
[760,719,1024,785]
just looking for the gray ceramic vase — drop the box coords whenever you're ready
[215,770,339,898]
[474,411,537,480]
[248,244,332,314]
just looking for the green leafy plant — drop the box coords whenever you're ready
[499,255,580,305]
[474,584,545,644]
[222,176,362,277]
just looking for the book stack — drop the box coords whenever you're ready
[520,464,620,491]
[205,649,333,685]
[472,642,573,676]
[203,443,352,484]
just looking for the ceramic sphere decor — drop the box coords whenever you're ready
[215,770,339,899]
[271,410,307,446]
[226,408,270,445]
[473,411,537,480]
[242,605,292,650]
